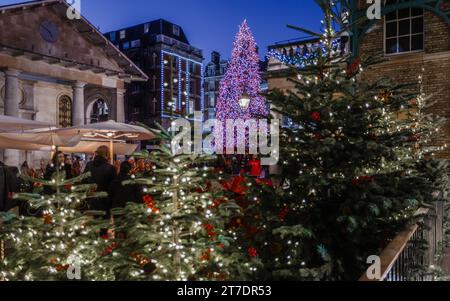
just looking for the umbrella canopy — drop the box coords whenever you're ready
[59,140,139,156]
[45,121,154,163]
[49,120,155,141]
[0,131,81,148]
[0,136,50,151]
[0,115,54,132]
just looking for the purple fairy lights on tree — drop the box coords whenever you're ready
[215,20,269,153]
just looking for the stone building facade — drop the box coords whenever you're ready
[204,51,228,121]
[0,0,147,167]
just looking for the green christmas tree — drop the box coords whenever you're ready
[265,0,446,280]
[96,124,256,281]
[0,160,109,281]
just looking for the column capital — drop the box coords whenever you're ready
[73,81,87,89]
[116,88,127,95]
[3,68,21,77]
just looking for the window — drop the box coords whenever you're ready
[152,75,157,91]
[110,32,116,42]
[208,66,215,77]
[385,0,423,54]
[189,100,194,114]
[209,93,215,107]
[208,110,215,120]
[90,99,109,124]
[58,95,72,128]
[131,39,141,48]
[208,81,215,90]
[120,30,126,40]
[144,23,150,34]
[123,41,130,50]
[173,25,180,36]
[131,83,141,94]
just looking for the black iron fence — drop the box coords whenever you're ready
[360,201,445,281]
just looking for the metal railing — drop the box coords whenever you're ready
[360,202,445,281]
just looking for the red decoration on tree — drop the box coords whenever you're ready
[351,176,374,186]
[247,247,258,258]
[213,198,228,209]
[278,205,290,221]
[201,249,212,261]
[143,195,159,213]
[100,242,119,257]
[43,214,53,225]
[220,176,248,196]
[203,223,217,241]
[311,111,321,122]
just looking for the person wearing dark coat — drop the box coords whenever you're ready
[83,145,116,214]
[43,151,67,195]
[109,161,141,209]
[0,161,15,212]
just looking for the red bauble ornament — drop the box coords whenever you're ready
[311,111,321,122]
[247,247,258,258]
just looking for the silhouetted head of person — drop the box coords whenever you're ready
[95,145,109,160]
[119,161,132,177]
[52,151,65,166]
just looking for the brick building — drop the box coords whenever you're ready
[268,1,450,157]
[104,19,204,130]
[351,0,450,157]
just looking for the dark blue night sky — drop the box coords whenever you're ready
[0,0,323,61]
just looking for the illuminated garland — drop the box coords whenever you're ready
[267,39,341,68]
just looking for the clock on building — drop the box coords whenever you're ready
[39,20,60,43]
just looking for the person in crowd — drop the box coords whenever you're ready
[64,155,74,179]
[83,146,116,214]
[72,156,82,177]
[231,156,240,175]
[43,151,67,195]
[0,161,15,212]
[20,161,30,177]
[248,155,262,178]
[109,161,141,210]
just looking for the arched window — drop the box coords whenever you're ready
[58,95,72,128]
[90,99,109,124]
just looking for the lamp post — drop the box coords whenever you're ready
[238,92,251,110]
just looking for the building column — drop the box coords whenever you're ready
[72,81,86,126]
[3,68,22,167]
[4,68,21,117]
[115,88,126,123]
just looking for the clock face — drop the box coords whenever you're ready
[39,20,59,43]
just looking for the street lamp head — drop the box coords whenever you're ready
[239,92,251,110]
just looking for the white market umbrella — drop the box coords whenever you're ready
[0,132,81,148]
[46,120,155,163]
[0,115,54,132]
[59,140,139,156]
[0,136,50,151]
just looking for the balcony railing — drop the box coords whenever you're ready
[359,202,445,281]
[155,35,203,58]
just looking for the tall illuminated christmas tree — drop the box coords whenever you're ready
[215,20,269,134]
[264,0,447,280]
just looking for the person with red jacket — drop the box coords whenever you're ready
[248,155,262,178]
